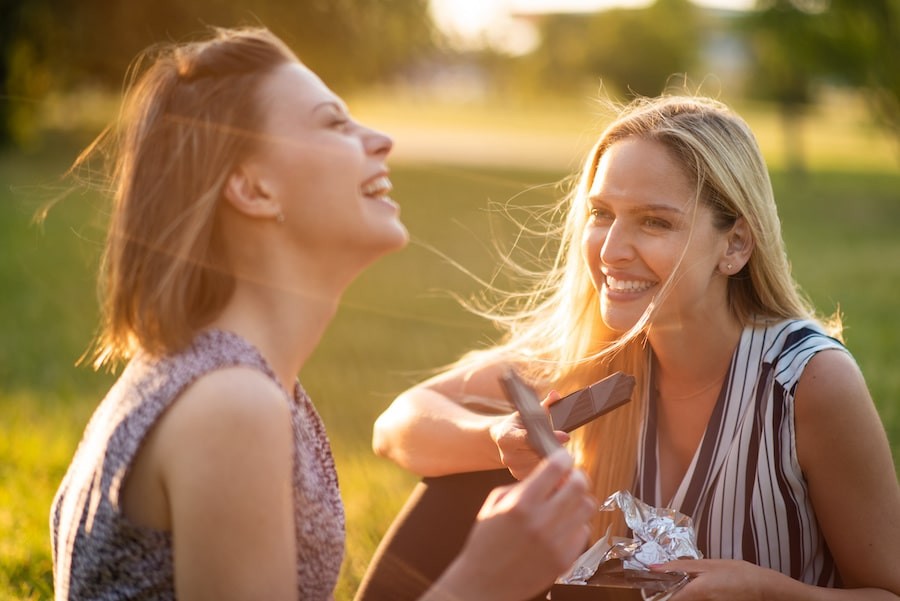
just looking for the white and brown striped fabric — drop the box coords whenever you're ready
[635,318,847,586]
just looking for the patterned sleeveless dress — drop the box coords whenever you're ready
[635,318,848,586]
[51,329,345,600]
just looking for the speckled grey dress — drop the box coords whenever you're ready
[50,330,345,600]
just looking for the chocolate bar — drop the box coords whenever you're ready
[499,369,562,457]
[548,372,635,433]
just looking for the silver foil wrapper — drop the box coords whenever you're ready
[601,490,702,569]
[555,490,701,600]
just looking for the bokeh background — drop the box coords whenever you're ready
[1,1,898,599]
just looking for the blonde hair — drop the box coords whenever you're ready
[463,95,839,538]
[73,27,298,367]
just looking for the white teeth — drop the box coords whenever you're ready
[362,175,392,197]
[606,276,655,292]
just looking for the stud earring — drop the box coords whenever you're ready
[726,263,733,272]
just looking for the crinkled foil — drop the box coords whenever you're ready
[601,490,702,569]
[555,490,701,600]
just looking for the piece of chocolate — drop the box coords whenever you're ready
[548,372,636,433]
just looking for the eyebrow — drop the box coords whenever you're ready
[587,197,687,216]
[312,100,350,116]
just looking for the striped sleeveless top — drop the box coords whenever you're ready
[51,329,345,600]
[635,318,847,587]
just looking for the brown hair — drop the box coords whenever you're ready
[76,27,298,367]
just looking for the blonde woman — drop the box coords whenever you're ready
[372,97,900,599]
[50,27,597,601]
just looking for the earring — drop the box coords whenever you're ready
[727,263,733,271]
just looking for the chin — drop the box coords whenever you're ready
[383,222,410,250]
[599,307,643,334]
[365,223,410,258]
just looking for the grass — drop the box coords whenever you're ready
[1,98,898,599]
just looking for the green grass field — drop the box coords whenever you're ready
[1,99,898,599]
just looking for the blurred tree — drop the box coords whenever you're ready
[742,0,900,169]
[0,0,435,148]
[1,0,60,148]
[814,0,900,155]
[518,0,702,99]
[741,0,826,174]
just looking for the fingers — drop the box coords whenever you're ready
[513,449,574,503]
[651,560,696,577]
[540,389,561,408]
[539,463,598,529]
[650,559,744,577]
[480,450,586,515]
[651,559,727,575]
[471,450,597,594]
[491,416,543,480]
[491,405,570,480]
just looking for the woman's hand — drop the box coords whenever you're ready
[489,391,570,480]
[432,450,597,601]
[655,559,795,601]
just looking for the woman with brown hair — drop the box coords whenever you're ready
[51,26,596,601]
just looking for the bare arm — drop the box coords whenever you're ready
[793,349,900,596]
[373,358,566,478]
[372,359,513,476]
[155,368,299,600]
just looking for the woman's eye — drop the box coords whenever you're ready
[643,217,671,229]
[589,207,613,221]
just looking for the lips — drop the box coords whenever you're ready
[361,175,392,198]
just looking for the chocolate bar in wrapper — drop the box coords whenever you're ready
[552,491,700,601]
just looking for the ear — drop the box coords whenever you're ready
[222,165,282,221]
[720,217,754,275]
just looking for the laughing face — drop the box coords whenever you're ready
[241,62,409,263]
[581,137,732,334]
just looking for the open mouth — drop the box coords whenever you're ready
[361,175,393,199]
[605,275,656,293]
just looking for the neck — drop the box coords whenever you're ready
[212,270,345,393]
[648,311,743,401]
[213,217,385,391]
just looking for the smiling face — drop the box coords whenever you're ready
[581,137,732,334]
[238,62,408,262]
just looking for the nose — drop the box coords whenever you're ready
[363,126,393,157]
[599,219,634,265]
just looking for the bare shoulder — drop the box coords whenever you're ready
[168,366,289,424]
[793,349,877,460]
[154,366,293,475]
[794,348,867,413]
